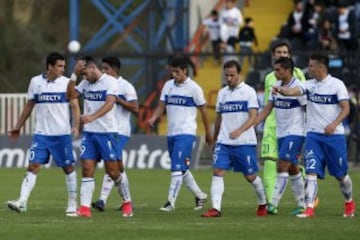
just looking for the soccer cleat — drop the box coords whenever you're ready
[7,200,27,213]
[267,203,278,215]
[194,193,208,210]
[290,206,305,216]
[159,201,175,212]
[65,205,78,217]
[121,201,133,217]
[91,199,105,212]
[201,208,222,217]
[76,206,91,217]
[256,204,267,216]
[296,207,314,218]
[343,200,355,218]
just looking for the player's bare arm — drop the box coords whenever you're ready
[230,108,257,139]
[81,95,116,124]
[148,101,165,127]
[255,102,273,125]
[213,113,222,146]
[324,100,350,135]
[69,98,81,138]
[8,100,35,142]
[198,105,213,146]
[117,98,139,114]
[273,86,302,96]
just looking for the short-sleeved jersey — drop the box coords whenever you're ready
[116,76,138,136]
[300,75,349,135]
[216,82,258,145]
[160,78,206,136]
[203,18,221,41]
[219,7,243,40]
[269,78,306,138]
[27,74,71,135]
[76,74,119,133]
[264,67,305,128]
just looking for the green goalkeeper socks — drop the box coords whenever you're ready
[263,160,277,203]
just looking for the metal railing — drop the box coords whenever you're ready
[0,93,34,135]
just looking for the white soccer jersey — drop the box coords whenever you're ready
[219,7,243,41]
[76,74,119,133]
[269,78,306,138]
[203,18,221,41]
[216,82,258,145]
[300,74,349,134]
[116,76,138,136]
[27,74,71,135]
[160,78,206,136]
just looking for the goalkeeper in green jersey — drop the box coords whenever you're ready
[261,40,305,203]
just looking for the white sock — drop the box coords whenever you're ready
[19,171,37,203]
[168,171,183,207]
[304,175,317,208]
[119,171,132,202]
[211,176,224,211]
[80,177,95,208]
[250,176,267,205]
[183,170,204,198]
[339,174,353,202]
[99,174,114,204]
[114,174,124,201]
[65,171,77,208]
[271,172,289,207]
[290,172,305,208]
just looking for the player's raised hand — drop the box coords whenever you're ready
[73,60,86,75]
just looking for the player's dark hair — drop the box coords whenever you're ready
[245,17,253,24]
[271,40,292,54]
[102,56,121,73]
[310,52,329,70]
[46,52,65,70]
[169,56,188,70]
[274,57,294,73]
[223,60,241,73]
[81,56,97,67]
[211,9,218,16]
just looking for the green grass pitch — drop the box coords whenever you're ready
[0,168,359,240]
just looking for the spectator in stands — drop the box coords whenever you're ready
[220,0,243,63]
[286,0,310,50]
[220,0,243,86]
[203,9,221,64]
[305,1,328,49]
[334,0,358,51]
[238,17,258,68]
[319,18,338,50]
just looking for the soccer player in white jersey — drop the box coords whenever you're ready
[148,56,212,212]
[7,52,80,217]
[273,53,356,218]
[69,56,124,217]
[91,56,138,217]
[201,60,267,218]
[255,57,306,216]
